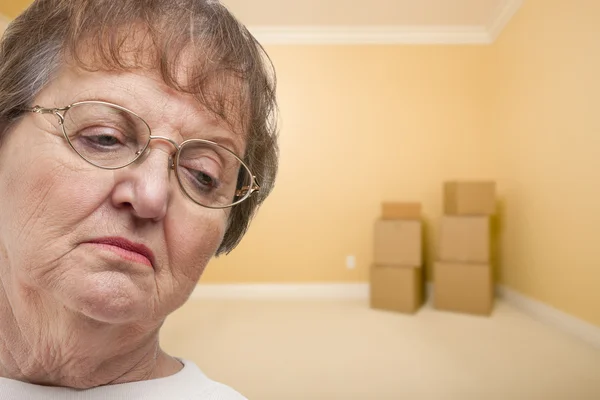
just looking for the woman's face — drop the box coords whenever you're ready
[0,64,243,324]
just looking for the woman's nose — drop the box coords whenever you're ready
[111,146,173,221]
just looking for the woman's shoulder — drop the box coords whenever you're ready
[176,359,248,399]
[0,359,248,400]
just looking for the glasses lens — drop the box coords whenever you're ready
[176,140,253,208]
[62,102,150,168]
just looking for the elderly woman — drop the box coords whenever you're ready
[0,0,278,398]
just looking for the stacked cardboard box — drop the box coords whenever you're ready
[370,202,424,314]
[434,181,496,316]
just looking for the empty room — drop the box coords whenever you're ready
[0,0,598,399]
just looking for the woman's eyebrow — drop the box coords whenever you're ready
[179,112,245,156]
[188,130,244,156]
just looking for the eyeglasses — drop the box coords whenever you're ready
[27,100,259,209]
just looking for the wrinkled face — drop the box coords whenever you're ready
[0,64,244,324]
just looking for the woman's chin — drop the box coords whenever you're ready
[63,272,155,324]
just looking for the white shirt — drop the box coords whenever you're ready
[0,359,247,400]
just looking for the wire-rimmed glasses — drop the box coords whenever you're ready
[28,100,259,209]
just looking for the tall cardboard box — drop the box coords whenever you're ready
[434,262,493,315]
[444,181,496,215]
[438,216,490,263]
[370,265,423,313]
[381,202,421,220]
[374,220,422,266]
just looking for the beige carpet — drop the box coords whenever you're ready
[161,298,600,399]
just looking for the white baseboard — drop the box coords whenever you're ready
[498,285,600,349]
[192,283,369,300]
[193,282,430,300]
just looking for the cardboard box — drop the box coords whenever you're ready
[381,202,421,220]
[439,216,490,263]
[374,220,422,266]
[370,265,424,313]
[434,262,493,315]
[444,181,496,215]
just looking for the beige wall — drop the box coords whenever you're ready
[0,0,29,18]
[0,15,8,35]
[208,1,600,328]
[489,0,600,326]
[2,1,598,327]
[203,46,493,283]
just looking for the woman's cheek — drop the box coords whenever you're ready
[165,212,225,280]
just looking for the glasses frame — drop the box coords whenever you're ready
[27,100,260,209]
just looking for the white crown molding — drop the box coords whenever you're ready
[248,25,491,45]
[247,0,524,45]
[0,4,523,45]
[487,0,523,41]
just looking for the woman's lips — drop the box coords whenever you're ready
[86,237,155,268]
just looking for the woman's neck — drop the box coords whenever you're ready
[0,280,182,389]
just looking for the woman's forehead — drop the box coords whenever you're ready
[39,64,247,154]
[65,36,251,128]
[47,64,198,116]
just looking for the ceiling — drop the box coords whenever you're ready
[0,0,522,44]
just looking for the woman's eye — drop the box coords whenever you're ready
[92,134,119,146]
[193,171,218,190]
[78,127,125,147]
